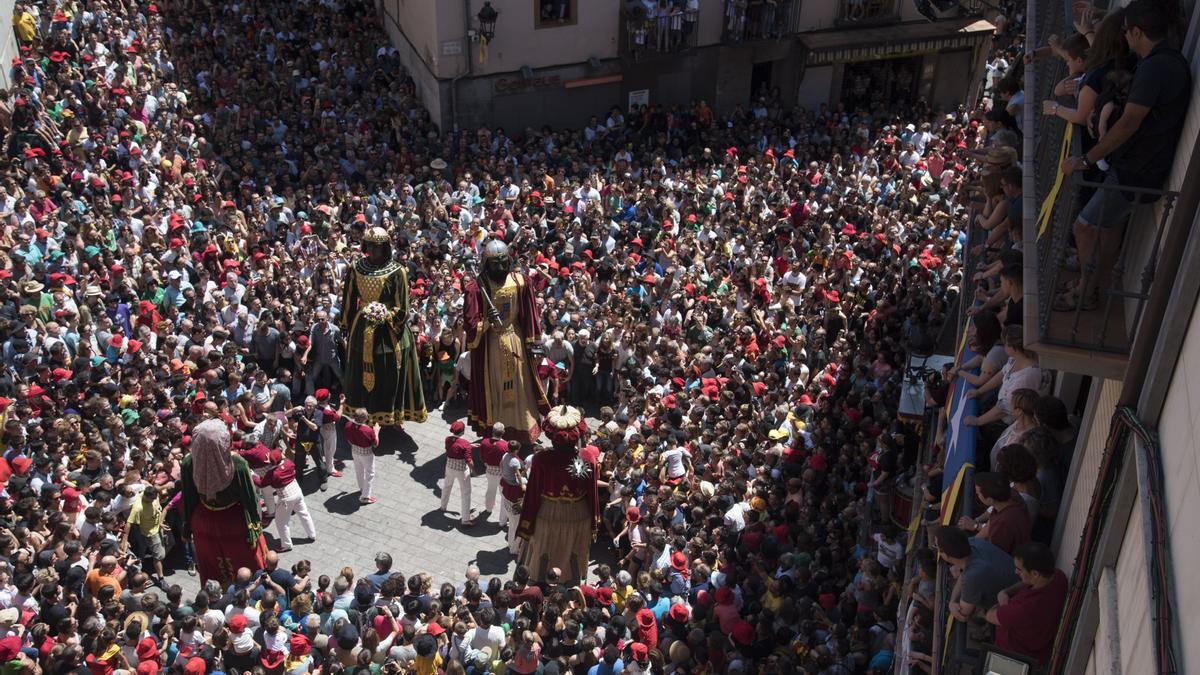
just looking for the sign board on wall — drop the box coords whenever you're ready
[493,75,563,95]
[441,41,463,56]
[628,89,649,110]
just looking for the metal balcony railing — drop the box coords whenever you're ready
[1035,177,1178,354]
[621,5,700,59]
[836,0,899,25]
[722,0,800,43]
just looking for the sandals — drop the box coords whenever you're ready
[1053,289,1099,312]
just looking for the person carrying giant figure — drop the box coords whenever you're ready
[517,405,599,583]
[464,239,549,444]
[340,226,427,425]
[180,419,268,585]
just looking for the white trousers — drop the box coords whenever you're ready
[351,445,376,500]
[500,497,521,554]
[320,423,338,473]
[483,466,501,514]
[275,481,316,548]
[440,462,472,522]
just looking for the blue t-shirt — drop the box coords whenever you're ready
[589,659,625,675]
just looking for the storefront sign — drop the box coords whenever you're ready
[494,74,563,95]
[628,89,649,109]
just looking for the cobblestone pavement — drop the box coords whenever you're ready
[163,403,606,597]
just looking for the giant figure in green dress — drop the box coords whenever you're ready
[340,227,427,425]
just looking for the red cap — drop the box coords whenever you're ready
[630,642,649,661]
[668,603,689,623]
[626,506,640,523]
[229,614,248,633]
[670,550,688,571]
[426,622,445,637]
[135,637,159,661]
[449,420,465,434]
[731,620,755,646]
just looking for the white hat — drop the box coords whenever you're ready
[167,270,182,280]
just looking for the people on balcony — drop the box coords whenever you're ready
[963,325,1048,430]
[984,542,1068,667]
[934,525,1019,624]
[956,471,1031,555]
[1058,0,1191,312]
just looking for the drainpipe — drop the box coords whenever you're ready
[450,0,474,132]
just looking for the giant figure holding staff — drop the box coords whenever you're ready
[463,239,549,444]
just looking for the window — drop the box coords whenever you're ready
[535,0,578,28]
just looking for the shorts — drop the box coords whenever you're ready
[134,528,167,561]
[1076,172,1133,229]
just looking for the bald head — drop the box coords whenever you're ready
[265,551,280,569]
[236,567,253,585]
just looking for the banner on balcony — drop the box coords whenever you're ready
[1036,124,1073,240]
[939,321,978,513]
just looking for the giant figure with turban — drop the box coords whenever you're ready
[517,405,598,583]
[180,419,267,585]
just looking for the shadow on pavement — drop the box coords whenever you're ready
[420,508,461,532]
[472,546,514,575]
[411,455,445,493]
[379,427,419,459]
[323,491,365,515]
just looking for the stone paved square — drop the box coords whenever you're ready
[164,404,604,596]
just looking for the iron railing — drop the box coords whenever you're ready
[621,6,700,59]
[722,0,801,42]
[1035,177,1178,353]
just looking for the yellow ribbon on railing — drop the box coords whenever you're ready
[479,35,488,65]
[1036,124,1074,240]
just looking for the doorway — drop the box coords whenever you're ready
[750,61,773,101]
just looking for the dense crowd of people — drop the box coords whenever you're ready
[0,0,1160,671]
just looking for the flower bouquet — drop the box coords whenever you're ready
[361,301,392,326]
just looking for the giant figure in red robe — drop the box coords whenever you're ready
[464,239,549,445]
[518,405,598,583]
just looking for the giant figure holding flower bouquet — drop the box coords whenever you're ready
[339,227,427,425]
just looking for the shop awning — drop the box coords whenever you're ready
[800,17,994,66]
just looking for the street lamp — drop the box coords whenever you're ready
[478,2,499,42]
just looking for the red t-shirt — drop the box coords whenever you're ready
[995,570,1068,665]
[985,497,1032,555]
[479,438,506,466]
[445,436,473,461]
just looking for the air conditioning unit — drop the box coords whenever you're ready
[913,0,962,21]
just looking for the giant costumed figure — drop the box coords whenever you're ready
[340,227,427,424]
[180,419,268,585]
[517,405,599,583]
[464,239,549,444]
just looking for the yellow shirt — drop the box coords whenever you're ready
[415,652,442,675]
[13,12,35,42]
[127,497,164,536]
[612,583,635,614]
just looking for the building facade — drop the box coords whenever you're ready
[375,0,996,131]
[912,0,1200,673]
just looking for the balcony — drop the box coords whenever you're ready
[1020,0,1183,379]
[1026,174,1178,379]
[835,0,899,26]
[722,0,801,42]
[620,4,700,59]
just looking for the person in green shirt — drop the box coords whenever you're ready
[122,486,167,581]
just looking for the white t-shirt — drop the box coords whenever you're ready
[660,447,690,479]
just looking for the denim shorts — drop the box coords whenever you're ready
[1076,172,1134,229]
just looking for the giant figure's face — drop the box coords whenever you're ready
[364,240,391,266]
[484,254,511,284]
